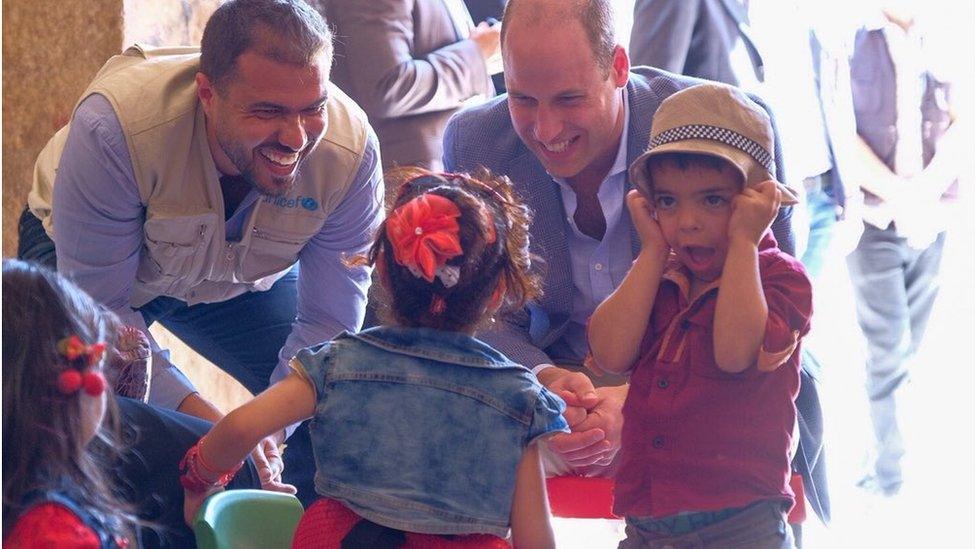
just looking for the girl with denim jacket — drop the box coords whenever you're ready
[181,169,569,548]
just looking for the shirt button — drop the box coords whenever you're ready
[594,263,604,271]
[226,252,234,260]
[652,436,665,449]
[657,378,669,389]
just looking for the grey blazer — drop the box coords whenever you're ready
[443,66,794,370]
[324,0,494,170]
[629,0,765,86]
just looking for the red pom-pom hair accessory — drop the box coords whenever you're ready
[56,335,107,397]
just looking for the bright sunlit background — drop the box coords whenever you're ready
[552,1,976,547]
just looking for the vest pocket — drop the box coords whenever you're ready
[241,226,310,280]
[137,229,203,294]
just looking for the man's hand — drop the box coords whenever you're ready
[887,183,943,250]
[730,181,782,245]
[471,21,502,74]
[251,433,296,494]
[626,190,669,259]
[547,384,627,470]
[537,366,599,426]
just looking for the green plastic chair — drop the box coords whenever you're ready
[193,489,304,549]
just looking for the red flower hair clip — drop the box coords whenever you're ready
[386,194,464,286]
[56,335,107,397]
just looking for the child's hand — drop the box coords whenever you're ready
[729,180,781,245]
[626,190,669,258]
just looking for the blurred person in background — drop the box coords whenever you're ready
[321,0,500,172]
[845,0,962,498]
[464,0,509,92]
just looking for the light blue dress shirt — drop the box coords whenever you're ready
[548,90,633,362]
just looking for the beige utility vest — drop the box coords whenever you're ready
[30,45,370,307]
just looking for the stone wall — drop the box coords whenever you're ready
[3,0,250,413]
[2,0,123,258]
[122,0,220,49]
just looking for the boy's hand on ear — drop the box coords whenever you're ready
[626,190,669,259]
[730,181,781,245]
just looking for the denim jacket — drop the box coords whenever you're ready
[294,326,569,537]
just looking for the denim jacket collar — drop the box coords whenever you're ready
[345,326,523,370]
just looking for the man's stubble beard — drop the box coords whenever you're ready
[217,132,300,198]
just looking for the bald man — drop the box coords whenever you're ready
[444,0,798,475]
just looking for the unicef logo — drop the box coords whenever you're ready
[263,195,319,211]
[301,197,319,211]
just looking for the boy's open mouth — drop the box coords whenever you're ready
[683,246,716,268]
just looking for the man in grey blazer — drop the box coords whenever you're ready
[444,0,796,473]
[322,0,500,171]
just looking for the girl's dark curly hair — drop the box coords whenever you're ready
[353,167,542,332]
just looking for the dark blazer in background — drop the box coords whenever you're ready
[629,0,764,86]
[323,0,494,170]
[463,0,505,25]
[463,0,507,93]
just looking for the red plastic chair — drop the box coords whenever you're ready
[546,474,806,523]
[546,476,617,519]
[787,473,806,524]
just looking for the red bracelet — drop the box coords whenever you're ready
[179,437,243,494]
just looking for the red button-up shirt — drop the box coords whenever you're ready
[612,234,812,518]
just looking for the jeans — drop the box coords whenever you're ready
[847,223,946,488]
[17,209,318,507]
[17,207,57,269]
[620,500,795,549]
[800,174,838,281]
[116,398,261,548]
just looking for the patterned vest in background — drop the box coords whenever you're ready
[850,28,953,185]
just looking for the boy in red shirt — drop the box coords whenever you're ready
[587,83,812,548]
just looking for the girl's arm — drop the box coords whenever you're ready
[509,443,555,549]
[198,371,316,472]
[183,371,316,524]
[587,191,669,375]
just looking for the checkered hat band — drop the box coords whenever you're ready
[649,124,775,174]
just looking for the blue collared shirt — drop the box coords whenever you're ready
[548,89,633,362]
[52,94,384,409]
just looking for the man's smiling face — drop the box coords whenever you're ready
[199,50,330,197]
[503,19,628,184]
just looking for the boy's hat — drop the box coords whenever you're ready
[629,83,798,206]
